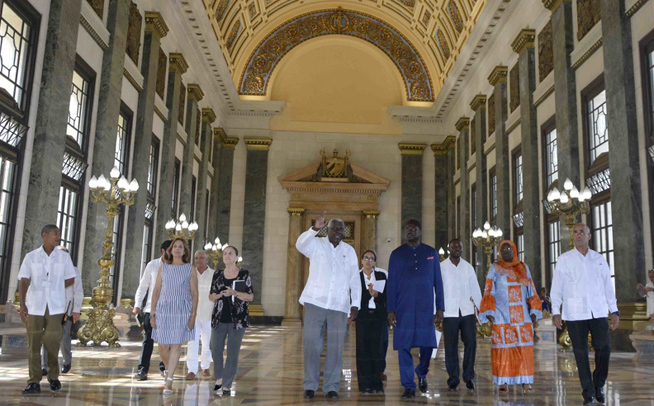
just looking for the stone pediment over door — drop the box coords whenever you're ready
[278,161,390,212]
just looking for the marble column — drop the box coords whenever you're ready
[432,137,455,250]
[471,95,489,270]
[546,0,580,250]
[398,143,426,242]
[178,84,203,218]
[513,29,542,283]
[82,0,131,294]
[122,12,168,299]
[207,129,222,239]
[193,108,216,250]
[241,138,272,313]
[447,141,457,241]
[282,208,305,326]
[213,132,238,241]
[21,0,83,256]
[455,118,471,254]
[601,0,644,303]
[489,66,510,237]
[155,53,188,246]
[361,211,380,253]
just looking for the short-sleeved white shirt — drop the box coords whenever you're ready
[17,246,77,316]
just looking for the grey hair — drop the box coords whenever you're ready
[194,250,207,257]
[574,223,592,234]
[328,218,345,228]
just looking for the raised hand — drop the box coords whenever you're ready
[313,211,327,230]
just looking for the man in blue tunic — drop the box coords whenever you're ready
[387,219,444,399]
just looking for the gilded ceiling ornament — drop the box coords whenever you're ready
[436,29,451,60]
[226,20,241,52]
[215,0,230,23]
[422,10,431,26]
[395,0,416,8]
[448,1,464,34]
[239,9,434,102]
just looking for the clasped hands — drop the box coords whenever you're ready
[209,287,238,302]
[387,310,444,328]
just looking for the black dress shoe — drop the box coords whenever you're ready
[41,368,47,377]
[465,380,475,390]
[583,396,595,405]
[363,388,374,395]
[222,388,230,396]
[325,391,339,399]
[303,389,315,399]
[213,384,222,391]
[401,389,416,399]
[596,386,605,403]
[48,378,61,392]
[134,370,147,381]
[448,383,458,391]
[418,377,428,392]
[22,383,41,394]
[61,364,71,374]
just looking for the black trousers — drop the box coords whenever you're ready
[566,318,611,400]
[442,314,477,387]
[355,316,385,391]
[138,313,165,373]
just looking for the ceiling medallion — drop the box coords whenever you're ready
[239,8,434,102]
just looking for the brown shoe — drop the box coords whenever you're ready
[185,372,196,380]
[202,369,211,377]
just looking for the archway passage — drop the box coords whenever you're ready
[239,8,434,102]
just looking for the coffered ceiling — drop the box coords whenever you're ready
[202,0,486,104]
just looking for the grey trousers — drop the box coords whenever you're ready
[42,318,73,368]
[210,322,245,389]
[303,303,348,393]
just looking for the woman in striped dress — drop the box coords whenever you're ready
[151,238,199,395]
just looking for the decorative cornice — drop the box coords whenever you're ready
[488,66,508,87]
[287,208,305,216]
[362,210,381,219]
[455,117,470,131]
[169,53,188,74]
[123,68,143,92]
[214,128,239,149]
[626,0,649,17]
[79,13,108,50]
[470,95,487,112]
[244,137,273,151]
[202,108,216,123]
[398,143,427,155]
[571,38,603,69]
[144,11,169,39]
[511,29,536,55]
[187,84,204,101]
[542,0,571,12]
[431,136,456,156]
[534,84,555,107]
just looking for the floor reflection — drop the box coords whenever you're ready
[1,326,653,405]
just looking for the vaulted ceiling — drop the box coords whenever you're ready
[202,0,486,105]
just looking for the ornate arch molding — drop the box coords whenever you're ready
[239,9,434,102]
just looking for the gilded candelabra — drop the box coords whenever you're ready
[545,178,593,249]
[164,213,198,240]
[438,247,448,262]
[77,167,139,347]
[204,237,228,268]
[472,221,504,270]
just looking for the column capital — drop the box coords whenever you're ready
[398,143,426,155]
[144,11,169,39]
[512,29,536,55]
[488,66,508,86]
[244,137,273,151]
[542,0,571,12]
[202,108,216,123]
[221,137,239,149]
[287,208,306,217]
[362,210,381,219]
[431,136,456,156]
[187,84,204,101]
[169,53,188,74]
[455,117,470,131]
[469,95,487,112]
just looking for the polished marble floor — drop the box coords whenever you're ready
[1,325,653,405]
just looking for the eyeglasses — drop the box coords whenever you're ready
[362,257,376,261]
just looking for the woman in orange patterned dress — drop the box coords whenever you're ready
[479,240,542,393]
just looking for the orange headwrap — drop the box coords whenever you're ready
[496,240,529,286]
